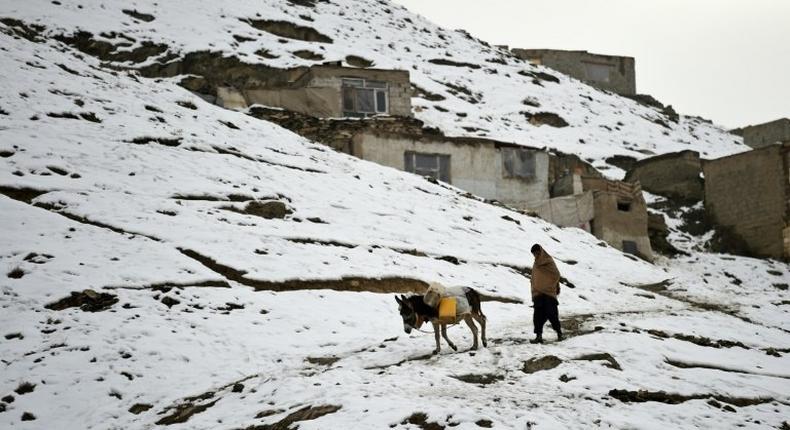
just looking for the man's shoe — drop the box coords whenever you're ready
[529,336,543,344]
[557,332,564,342]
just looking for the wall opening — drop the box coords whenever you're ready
[404,151,451,183]
[617,200,632,212]
[342,78,388,117]
[622,240,638,255]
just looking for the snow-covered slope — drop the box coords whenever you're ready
[1,4,788,430]
[0,0,748,175]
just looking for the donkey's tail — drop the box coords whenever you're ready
[464,287,486,320]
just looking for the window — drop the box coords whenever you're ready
[584,62,613,83]
[342,78,389,117]
[528,57,542,65]
[617,201,632,212]
[502,147,536,180]
[404,151,451,183]
[622,240,638,255]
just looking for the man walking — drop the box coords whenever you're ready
[529,244,562,344]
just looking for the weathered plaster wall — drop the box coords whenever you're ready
[582,177,653,260]
[352,133,550,210]
[219,66,412,118]
[512,49,636,95]
[742,118,790,149]
[703,144,789,259]
[625,150,703,201]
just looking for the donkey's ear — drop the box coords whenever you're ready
[394,295,402,304]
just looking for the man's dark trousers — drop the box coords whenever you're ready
[533,294,561,336]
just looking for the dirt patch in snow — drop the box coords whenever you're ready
[522,355,562,374]
[45,289,119,312]
[398,412,445,430]
[220,200,292,219]
[451,373,504,385]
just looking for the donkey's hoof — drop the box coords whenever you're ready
[482,341,488,347]
[450,344,458,351]
[471,345,479,351]
[432,349,440,355]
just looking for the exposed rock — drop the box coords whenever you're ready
[128,136,182,147]
[239,200,292,219]
[428,58,481,69]
[345,55,373,68]
[522,355,562,374]
[475,419,493,428]
[231,383,245,393]
[122,9,155,22]
[6,267,24,279]
[451,373,503,385]
[605,155,637,171]
[160,296,180,308]
[14,382,35,395]
[398,412,445,430]
[129,403,153,415]
[54,31,168,64]
[156,399,218,425]
[244,405,341,430]
[573,353,622,370]
[45,289,119,312]
[243,19,333,43]
[21,412,36,421]
[609,389,774,407]
[522,111,568,128]
[292,50,324,61]
[648,212,686,257]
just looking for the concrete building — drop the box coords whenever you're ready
[740,118,790,149]
[352,132,550,211]
[624,150,704,202]
[702,143,790,260]
[511,49,636,96]
[547,174,653,260]
[216,64,412,118]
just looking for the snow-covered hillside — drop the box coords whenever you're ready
[1,2,788,430]
[0,0,748,175]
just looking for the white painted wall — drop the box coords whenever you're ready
[353,133,550,210]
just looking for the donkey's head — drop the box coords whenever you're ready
[395,294,423,334]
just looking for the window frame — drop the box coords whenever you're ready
[342,78,389,117]
[404,151,451,183]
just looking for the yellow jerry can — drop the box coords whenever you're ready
[438,297,457,324]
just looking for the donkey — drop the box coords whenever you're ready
[395,287,487,354]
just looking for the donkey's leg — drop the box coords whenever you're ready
[440,323,457,351]
[432,320,441,355]
[463,315,479,350]
[473,313,487,347]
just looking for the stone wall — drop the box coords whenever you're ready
[742,118,790,149]
[512,49,636,95]
[702,144,789,259]
[624,150,703,202]
[352,133,550,210]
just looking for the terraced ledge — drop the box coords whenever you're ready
[608,389,780,407]
[178,248,523,303]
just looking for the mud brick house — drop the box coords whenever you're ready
[739,118,790,149]
[625,150,704,202]
[548,174,653,260]
[702,143,790,260]
[351,132,551,211]
[511,49,636,96]
[216,64,412,118]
